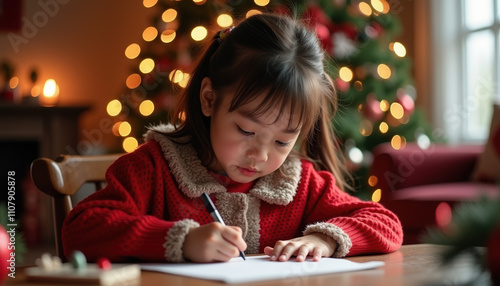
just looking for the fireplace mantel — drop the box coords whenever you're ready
[0,104,90,158]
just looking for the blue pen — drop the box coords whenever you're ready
[200,192,246,261]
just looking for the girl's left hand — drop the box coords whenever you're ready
[263,233,337,262]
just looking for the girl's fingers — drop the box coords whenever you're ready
[277,242,301,262]
[312,247,323,261]
[220,226,247,252]
[295,245,311,262]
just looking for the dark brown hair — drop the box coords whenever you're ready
[163,13,351,191]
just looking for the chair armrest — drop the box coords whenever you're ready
[371,143,483,199]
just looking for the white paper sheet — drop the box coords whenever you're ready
[141,255,384,284]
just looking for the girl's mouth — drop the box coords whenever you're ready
[238,166,257,176]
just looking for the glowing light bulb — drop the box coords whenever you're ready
[379,122,389,133]
[162,9,177,22]
[161,30,176,43]
[9,77,19,89]
[107,100,122,116]
[143,26,158,42]
[368,176,378,187]
[377,64,391,79]
[143,0,157,8]
[139,58,155,74]
[380,99,390,111]
[359,2,372,16]
[41,79,60,106]
[246,9,262,18]
[191,26,208,41]
[339,67,353,82]
[118,121,132,137]
[126,73,142,89]
[139,100,155,116]
[371,0,384,12]
[254,0,270,6]
[390,102,404,119]
[169,70,184,83]
[371,189,382,203]
[179,73,190,88]
[217,14,233,27]
[125,43,141,59]
[123,137,138,153]
[393,42,407,57]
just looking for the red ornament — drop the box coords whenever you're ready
[97,257,112,270]
[363,94,383,121]
[487,225,500,285]
[0,225,13,282]
[396,93,415,114]
[334,78,350,93]
[303,5,335,52]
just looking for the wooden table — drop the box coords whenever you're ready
[5,244,489,286]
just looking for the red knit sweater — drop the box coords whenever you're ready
[62,127,403,262]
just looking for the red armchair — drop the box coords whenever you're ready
[370,143,499,244]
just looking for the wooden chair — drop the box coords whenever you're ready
[30,153,123,260]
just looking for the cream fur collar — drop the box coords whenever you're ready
[144,124,302,205]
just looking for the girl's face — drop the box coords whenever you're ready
[200,78,301,183]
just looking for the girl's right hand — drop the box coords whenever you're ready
[182,222,247,262]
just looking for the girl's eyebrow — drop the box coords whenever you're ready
[237,110,301,134]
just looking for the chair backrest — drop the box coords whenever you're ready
[30,153,122,260]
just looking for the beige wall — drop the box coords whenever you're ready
[0,1,155,152]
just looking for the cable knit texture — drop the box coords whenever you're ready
[62,125,403,262]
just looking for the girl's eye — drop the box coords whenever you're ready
[237,126,254,136]
[276,141,291,147]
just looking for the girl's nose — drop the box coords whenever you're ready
[247,145,268,162]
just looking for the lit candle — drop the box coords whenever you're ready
[41,79,59,107]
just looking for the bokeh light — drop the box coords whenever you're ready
[217,14,233,27]
[379,122,389,133]
[107,99,122,116]
[143,26,158,42]
[393,42,407,57]
[359,2,372,16]
[390,102,404,119]
[246,9,262,18]
[125,43,141,59]
[435,202,452,228]
[118,121,132,137]
[368,175,378,187]
[123,137,139,153]
[339,67,354,82]
[143,0,158,8]
[161,30,176,43]
[377,64,391,79]
[371,189,382,203]
[162,9,177,22]
[139,100,155,116]
[191,26,208,41]
[254,0,270,6]
[139,58,155,74]
[126,73,142,89]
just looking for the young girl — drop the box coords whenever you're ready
[63,13,403,263]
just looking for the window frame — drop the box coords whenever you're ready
[431,0,500,143]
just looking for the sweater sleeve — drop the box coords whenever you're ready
[62,142,199,262]
[300,161,403,257]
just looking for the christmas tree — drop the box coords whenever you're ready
[299,0,431,199]
[106,0,430,200]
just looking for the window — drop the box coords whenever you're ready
[431,0,500,143]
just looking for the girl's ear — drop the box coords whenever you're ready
[200,77,216,117]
